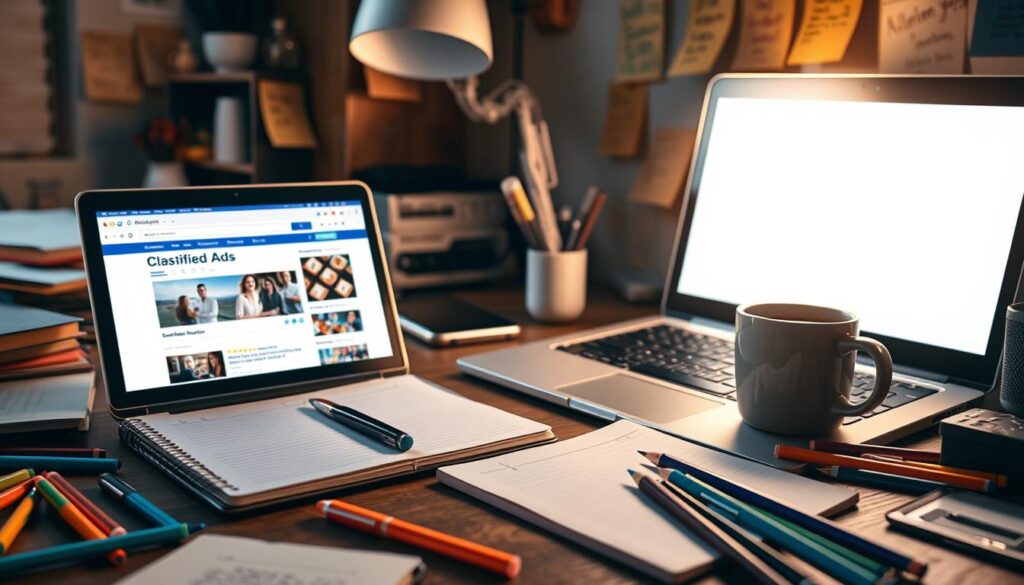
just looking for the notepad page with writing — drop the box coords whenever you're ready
[438,420,857,583]
[133,375,550,496]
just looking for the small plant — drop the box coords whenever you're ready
[135,117,183,162]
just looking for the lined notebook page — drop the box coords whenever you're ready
[438,420,857,583]
[136,375,550,495]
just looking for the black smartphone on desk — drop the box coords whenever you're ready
[399,298,520,347]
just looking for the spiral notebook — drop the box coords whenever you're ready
[119,375,554,511]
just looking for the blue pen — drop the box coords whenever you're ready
[98,473,178,526]
[0,456,120,475]
[663,469,890,585]
[0,522,202,577]
[642,450,928,579]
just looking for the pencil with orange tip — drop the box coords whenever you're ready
[0,479,34,512]
[35,477,126,566]
[317,499,521,578]
[775,445,993,493]
[0,487,39,555]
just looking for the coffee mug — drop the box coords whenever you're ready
[735,303,893,436]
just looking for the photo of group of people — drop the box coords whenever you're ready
[302,254,356,301]
[318,344,369,365]
[154,271,303,328]
[312,310,363,336]
[166,351,226,384]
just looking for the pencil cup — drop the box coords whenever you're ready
[526,248,587,323]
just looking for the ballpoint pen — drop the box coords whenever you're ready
[309,398,414,452]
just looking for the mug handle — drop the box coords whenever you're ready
[830,336,893,418]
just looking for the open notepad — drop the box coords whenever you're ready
[438,420,858,583]
[120,375,553,511]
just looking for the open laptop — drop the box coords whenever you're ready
[460,75,1024,466]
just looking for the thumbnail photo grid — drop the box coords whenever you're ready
[302,254,356,301]
[318,344,369,365]
[153,271,303,328]
[166,351,226,384]
[312,310,364,336]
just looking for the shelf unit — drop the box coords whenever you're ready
[168,71,314,185]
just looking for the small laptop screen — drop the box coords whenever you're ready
[97,201,395,392]
[676,97,1024,356]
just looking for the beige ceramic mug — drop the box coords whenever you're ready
[735,303,893,436]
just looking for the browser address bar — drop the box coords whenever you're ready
[137,221,304,239]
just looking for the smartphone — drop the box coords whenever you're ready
[399,298,520,347]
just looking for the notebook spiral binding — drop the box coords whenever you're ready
[120,419,239,492]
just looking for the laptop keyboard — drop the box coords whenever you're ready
[558,324,939,423]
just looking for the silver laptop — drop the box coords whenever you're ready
[460,75,1024,466]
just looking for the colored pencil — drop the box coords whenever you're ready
[662,468,889,585]
[642,450,928,578]
[46,472,126,536]
[502,175,551,251]
[0,448,106,459]
[0,487,38,555]
[775,444,992,493]
[0,469,34,492]
[500,179,540,249]
[36,477,127,566]
[630,469,793,585]
[859,454,1008,487]
[0,479,34,512]
[0,456,119,475]
[318,499,521,578]
[826,466,946,495]
[572,191,606,250]
[98,473,178,526]
[0,523,199,577]
[809,440,939,464]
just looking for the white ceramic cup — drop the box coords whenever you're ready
[213,97,246,164]
[526,248,587,322]
[202,32,257,73]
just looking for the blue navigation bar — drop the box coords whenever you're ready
[100,229,368,255]
[96,201,361,217]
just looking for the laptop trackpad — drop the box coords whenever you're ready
[560,374,721,424]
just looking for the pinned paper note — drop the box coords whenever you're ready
[732,0,797,70]
[81,31,142,104]
[616,0,665,82]
[667,0,736,76]
[787,0,863,65]
[600,83,648,159]
[629,128,696,208]
[968,0,1024,73]
[879,0,967,73]
[258,80,318,149]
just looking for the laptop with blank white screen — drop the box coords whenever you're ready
[459,75,1024,466]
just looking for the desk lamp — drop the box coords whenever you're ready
[350,0,561,248]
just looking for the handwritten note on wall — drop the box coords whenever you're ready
[787,0,863,65]
[970,0,1024,56]
[668,0,736,76]
[732,0,797,70]
[81,31,142,104]
[879,0,967,73]
[629,128,696,208]
[600,83,648,158]
[616,0,665,82]
[258,80,318,149]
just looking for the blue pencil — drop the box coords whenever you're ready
[0,523,200,576]
[0,456,120,475]
[98,473,178,526]
[826,466,945,495]
[641,450,928,578]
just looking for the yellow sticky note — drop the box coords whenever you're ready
[258,80,318,149]
[879,0,967,73]
[732,0,797,71]
[616,0,666,82]
[668,0,737,76]
[787,0,863,65]
[629,128,696,208]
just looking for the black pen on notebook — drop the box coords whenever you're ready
[309,398,414,452]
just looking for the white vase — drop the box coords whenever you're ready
[213,97,247,164]
[202,32,257,73]
[143,162,188,188]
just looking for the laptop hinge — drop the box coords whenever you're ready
[165,371,384,414]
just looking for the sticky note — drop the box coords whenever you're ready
[732,0,798,71]
[878,0,967,73]
[616,0,666,82]
[629,128,696,208]
[668,0,737,76]
[600,83,648,159]
[787,0,863,65]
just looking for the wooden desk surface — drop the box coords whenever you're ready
[3,286,1022,584]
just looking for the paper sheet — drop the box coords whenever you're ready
[600,82,648,159]
[616,0,666,82]
[113,535,423,585]
[879,0,968,73]
[365,66,422,102]
[732,0,797,70]
[667,0,736,76]
[629,128,696,208]
[258,80,318,149]
[81,31,142,104]
[787,0,864,65]
[439,420,858,583]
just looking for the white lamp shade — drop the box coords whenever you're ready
[350,0,493,81]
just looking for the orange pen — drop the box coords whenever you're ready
[35,477,126,566]
[45,472,127,536]
[0,487,39,555]
[0,479,34,512]
[860,454,1009,488]
[317,499,521,578]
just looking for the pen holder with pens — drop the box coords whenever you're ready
[526,248,587,322]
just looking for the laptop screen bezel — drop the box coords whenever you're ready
[663,75,1024,389]
[77,182,408,416]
